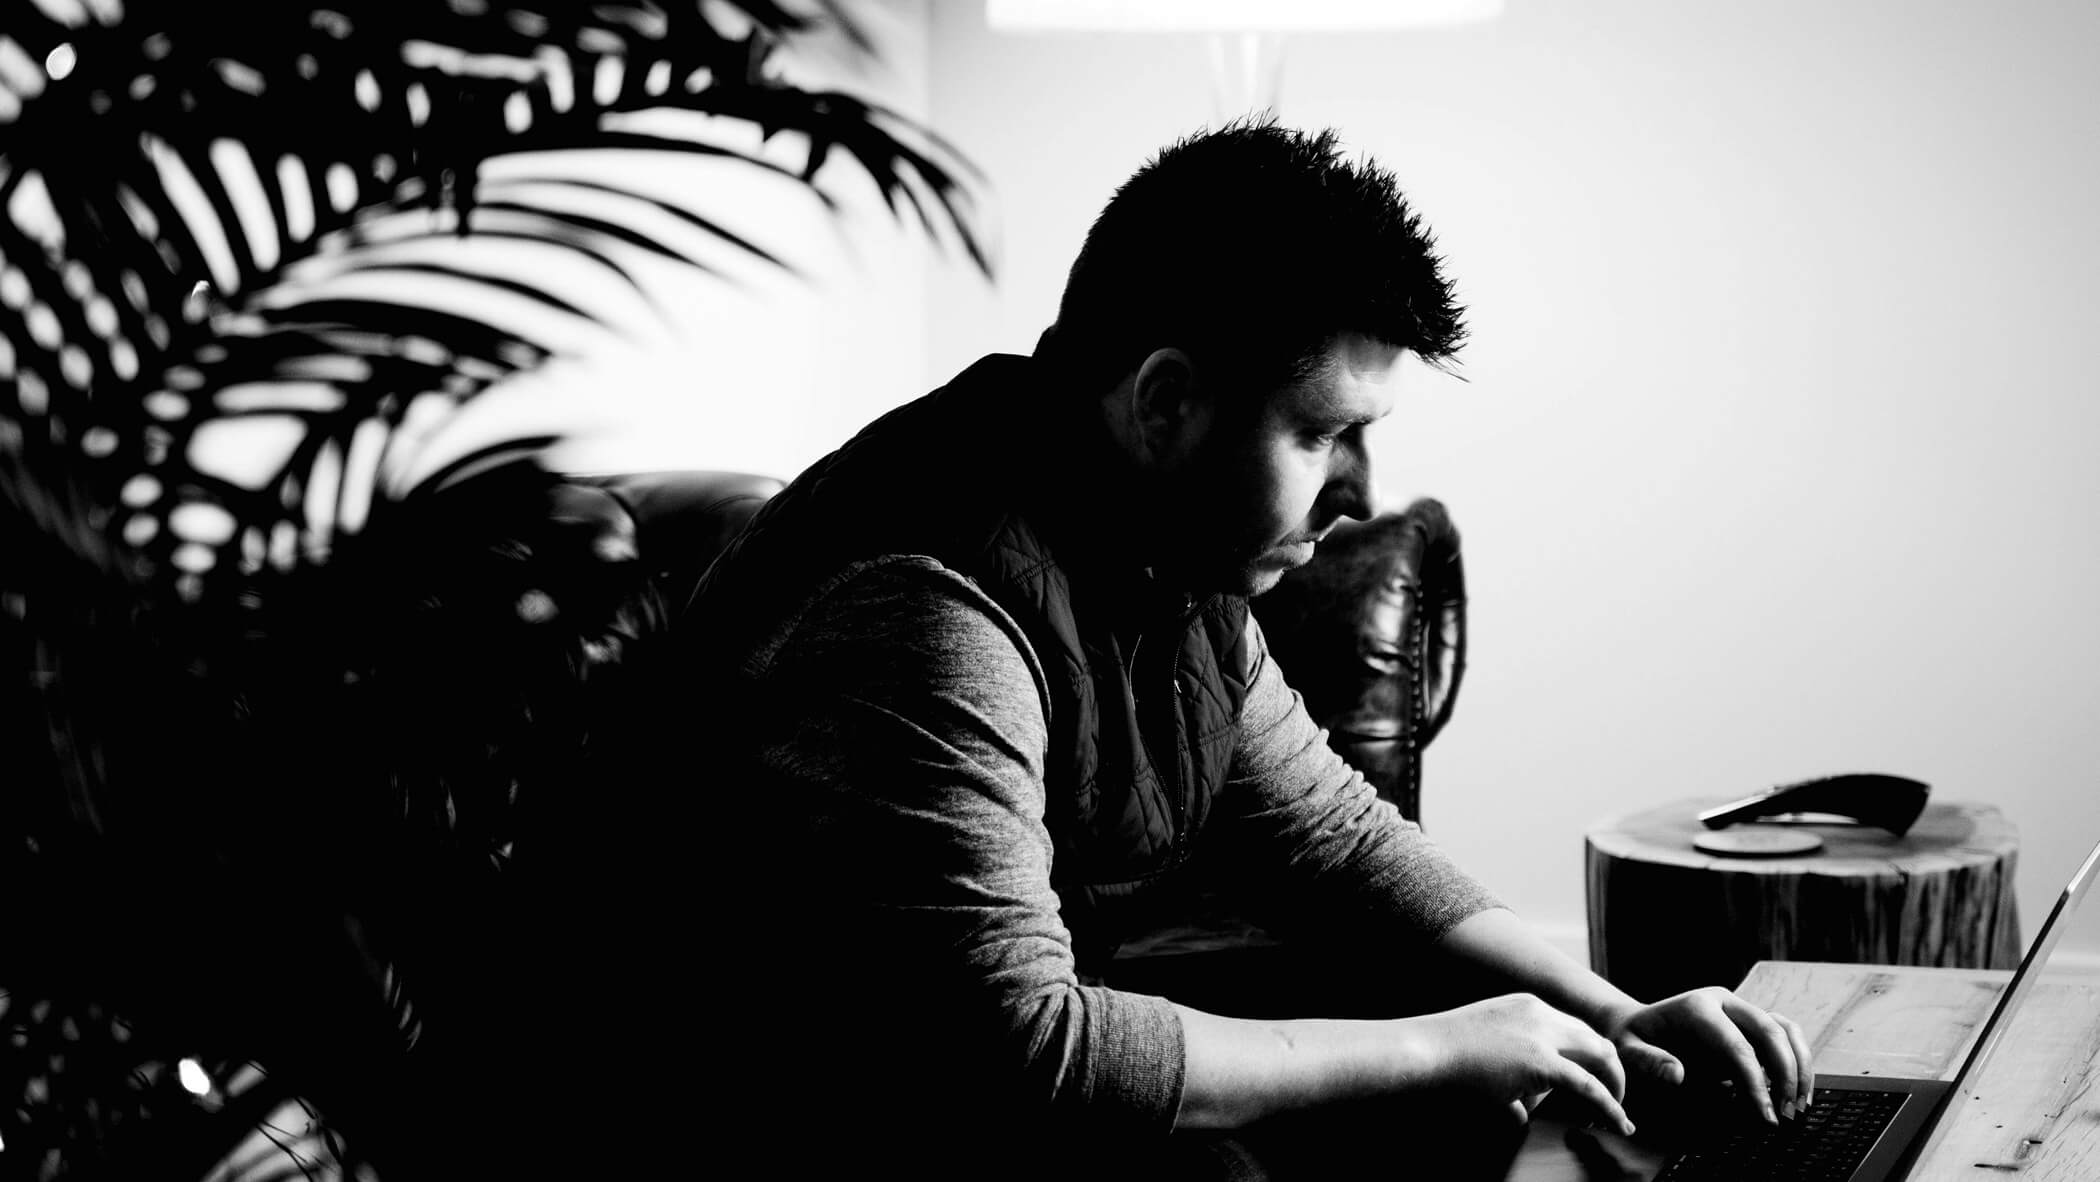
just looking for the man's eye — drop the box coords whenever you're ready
[1306,431,1340,448]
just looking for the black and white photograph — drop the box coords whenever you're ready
[5,1,2098,1178]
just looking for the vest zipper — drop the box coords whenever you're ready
[1126,630,1187,863]
[1167,593,1204,863]
[1132,592,1207,865]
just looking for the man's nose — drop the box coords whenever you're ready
[1321,435,1376,523]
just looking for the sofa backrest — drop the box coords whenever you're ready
[1248,498,1467,825]
[560,470,1465,822]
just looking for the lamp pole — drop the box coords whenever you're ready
[985,1,1506,122]
[1205,31,1286,121]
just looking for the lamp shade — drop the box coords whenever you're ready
[985,0,1504,33]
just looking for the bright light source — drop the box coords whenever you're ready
[986,0,1503,33]
[45,44,76,81]
[176,1058,213,1096]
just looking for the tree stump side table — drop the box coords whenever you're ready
[1585,799,2022,1003]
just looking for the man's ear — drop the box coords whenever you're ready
[1128,347,1213,467]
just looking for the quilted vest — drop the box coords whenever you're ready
[689,354,1254,961]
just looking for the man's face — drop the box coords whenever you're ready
[1159,333,1402,597]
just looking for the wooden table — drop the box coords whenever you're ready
[1586,801,2022,1002]
[1510,960,2100,1180]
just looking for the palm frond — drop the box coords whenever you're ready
[2,2,990,1176]
[3,0,987,601]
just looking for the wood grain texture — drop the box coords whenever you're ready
[1734,962,2100,1182]
[1512,963,2100,1181]
[1586,800,2022,1002]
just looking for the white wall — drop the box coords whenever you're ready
[437,0,2100,969]
[923,0,2100,966]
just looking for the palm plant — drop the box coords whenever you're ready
[0,0,986,1176]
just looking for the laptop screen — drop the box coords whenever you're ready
[1913,837,2100,1161]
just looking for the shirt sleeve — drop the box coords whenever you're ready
[742,555,1186,1134]
[1217,611,1504,944]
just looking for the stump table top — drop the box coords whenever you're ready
[1587,798,2018,878]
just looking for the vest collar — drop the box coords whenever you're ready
[1002,358,1213,639]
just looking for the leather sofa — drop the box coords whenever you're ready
[559,468,1467,823]
[6,460,1468,1173]
[550,468,1471,1020]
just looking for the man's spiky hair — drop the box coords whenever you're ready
[1037,117,1467,396]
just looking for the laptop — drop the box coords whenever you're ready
[1649,835,2100,1181]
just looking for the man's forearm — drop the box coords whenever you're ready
[1172,976,1640,1134]
[1431,907,1642,1032]
[1172,1006,1429,1129]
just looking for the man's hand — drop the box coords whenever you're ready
[1597,987,1815,1123]
[1405,992,1637,1136]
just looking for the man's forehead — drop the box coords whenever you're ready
[1281,347,1402,419]
[1331,334,1408,382]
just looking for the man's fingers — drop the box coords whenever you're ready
[1702,1011,1776,1123]
[1550,1053,1637,1137]
[1618,1032,1685,1084]
[1774,1012,1816,1109]
[1722,997,1800,1117]
[1560,1022,1628,1103]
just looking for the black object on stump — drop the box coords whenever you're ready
[1586,798,2021,1003]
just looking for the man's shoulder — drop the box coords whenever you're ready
[802,554,1012,628]
[687,356,1046,603]
[758,554,1050,696]
[841,352,1041,446]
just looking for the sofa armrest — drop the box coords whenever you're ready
[1248,497,1466,824]
[562,469,786,611]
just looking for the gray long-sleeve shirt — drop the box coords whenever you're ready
[746,553,1500,1132]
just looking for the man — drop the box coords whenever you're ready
[681,120,1809,1176]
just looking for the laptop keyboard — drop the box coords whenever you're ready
[1655,1087,1908,1181]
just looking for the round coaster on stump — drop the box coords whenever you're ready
[1585,800,2021,1003]
[1692,829,1825,858]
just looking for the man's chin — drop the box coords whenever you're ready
[1240,562,1298,598]
[1252,543,1318,592]
[1172,547,1312,598]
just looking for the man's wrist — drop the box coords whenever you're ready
[1434,908,1646,1034]
[1577,986,1645,1037]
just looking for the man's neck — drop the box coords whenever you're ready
[1024,376,1189,594]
